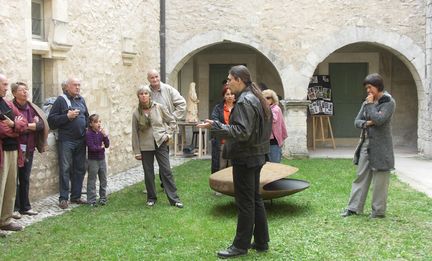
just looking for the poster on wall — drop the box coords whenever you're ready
[308,75,334,115]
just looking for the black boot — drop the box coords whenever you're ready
[217,245,247,259]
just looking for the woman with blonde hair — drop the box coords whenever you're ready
[262,89,287,163]
[131,85,183,208]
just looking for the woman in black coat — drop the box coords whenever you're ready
[210,85,235,173]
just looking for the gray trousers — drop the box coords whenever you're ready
[347,139,390,216]
[141,143,180,205]
[87,159,107,204]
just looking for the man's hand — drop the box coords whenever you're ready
[67,109,80,120]
[196,119,213,129]
[2,115,15,128]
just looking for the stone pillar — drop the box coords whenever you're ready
[422,0,432,158]
[280,99,310,158]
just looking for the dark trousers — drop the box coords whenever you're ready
[57,139,86,201]
[141,143,180,205]
[15,152,34,212]
[232,163,269,249]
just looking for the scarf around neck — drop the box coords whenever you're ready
[138,100,153,129]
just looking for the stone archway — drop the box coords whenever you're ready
[281,26,425,156]
[165,30,285,88]
[280,26,425,99]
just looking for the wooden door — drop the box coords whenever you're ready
[329,63,368,138]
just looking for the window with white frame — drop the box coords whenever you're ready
[32,0,44,39]
[32,55,44,107]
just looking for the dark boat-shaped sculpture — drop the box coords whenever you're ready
[209,162,310,200]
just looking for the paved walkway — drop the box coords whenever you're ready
[309,146,432,198]
[8,147,432,235]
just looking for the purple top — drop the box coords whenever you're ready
[86,129,110,160]
[14,100,43,154]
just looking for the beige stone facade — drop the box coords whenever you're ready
[1,0,160,200]
[0,0,430,200]
[166,0,428,156]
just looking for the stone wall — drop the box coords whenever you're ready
[0,1,31,80]
[0,0,160,201]
[420,0,432,157]
[165,0,427,156]
[166,0,425,96]
[0,0,429,200]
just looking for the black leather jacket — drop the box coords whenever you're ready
[211,87,271,160]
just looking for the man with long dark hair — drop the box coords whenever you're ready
[198,65,272,258]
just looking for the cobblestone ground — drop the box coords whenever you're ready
[7,156,192,236]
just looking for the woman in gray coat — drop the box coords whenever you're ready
[131,86,183,208]
[341,73,395,218]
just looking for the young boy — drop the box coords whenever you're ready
[86,114,110,206]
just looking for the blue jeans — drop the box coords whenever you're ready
[57,138,86,201]
[268,144,282,163]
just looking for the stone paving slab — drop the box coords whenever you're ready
[5,156,192,236]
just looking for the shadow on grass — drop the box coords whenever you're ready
[265,200,310,219]
[209,199,310,220]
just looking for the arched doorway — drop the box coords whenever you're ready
[173,42,283,120]
[309,42,418,150]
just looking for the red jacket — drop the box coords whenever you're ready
[0,100,28,167]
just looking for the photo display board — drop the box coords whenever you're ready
[307,75,333,115]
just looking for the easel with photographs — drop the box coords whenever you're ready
[312,115,336,150]
[308,75,336,150]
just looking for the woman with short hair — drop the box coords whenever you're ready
[341,73,396,219]
[131,86,183,208]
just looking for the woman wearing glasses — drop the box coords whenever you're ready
[262,89,287,163]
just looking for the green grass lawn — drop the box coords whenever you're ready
[1,159,431,260]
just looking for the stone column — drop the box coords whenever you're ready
[422,0,432,158]
[280,99,310,158]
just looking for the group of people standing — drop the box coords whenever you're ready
[47,78,111,210]
[210,79,288,176]
[0,75,47,234]
[131,69,186,208]
[1,68,395,259]
[0,75,111,235]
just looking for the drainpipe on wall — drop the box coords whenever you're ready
[427,1,432,90]
[160,0,166,82]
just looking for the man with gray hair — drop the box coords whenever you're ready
[48,77,89,209]
[146,70,186,188]
[146,69,186,121]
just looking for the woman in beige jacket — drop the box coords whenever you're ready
[132,85,183,208]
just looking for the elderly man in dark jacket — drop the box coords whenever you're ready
[48,78,89,209]
[198,65,272,258]
[342,73,396,219]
